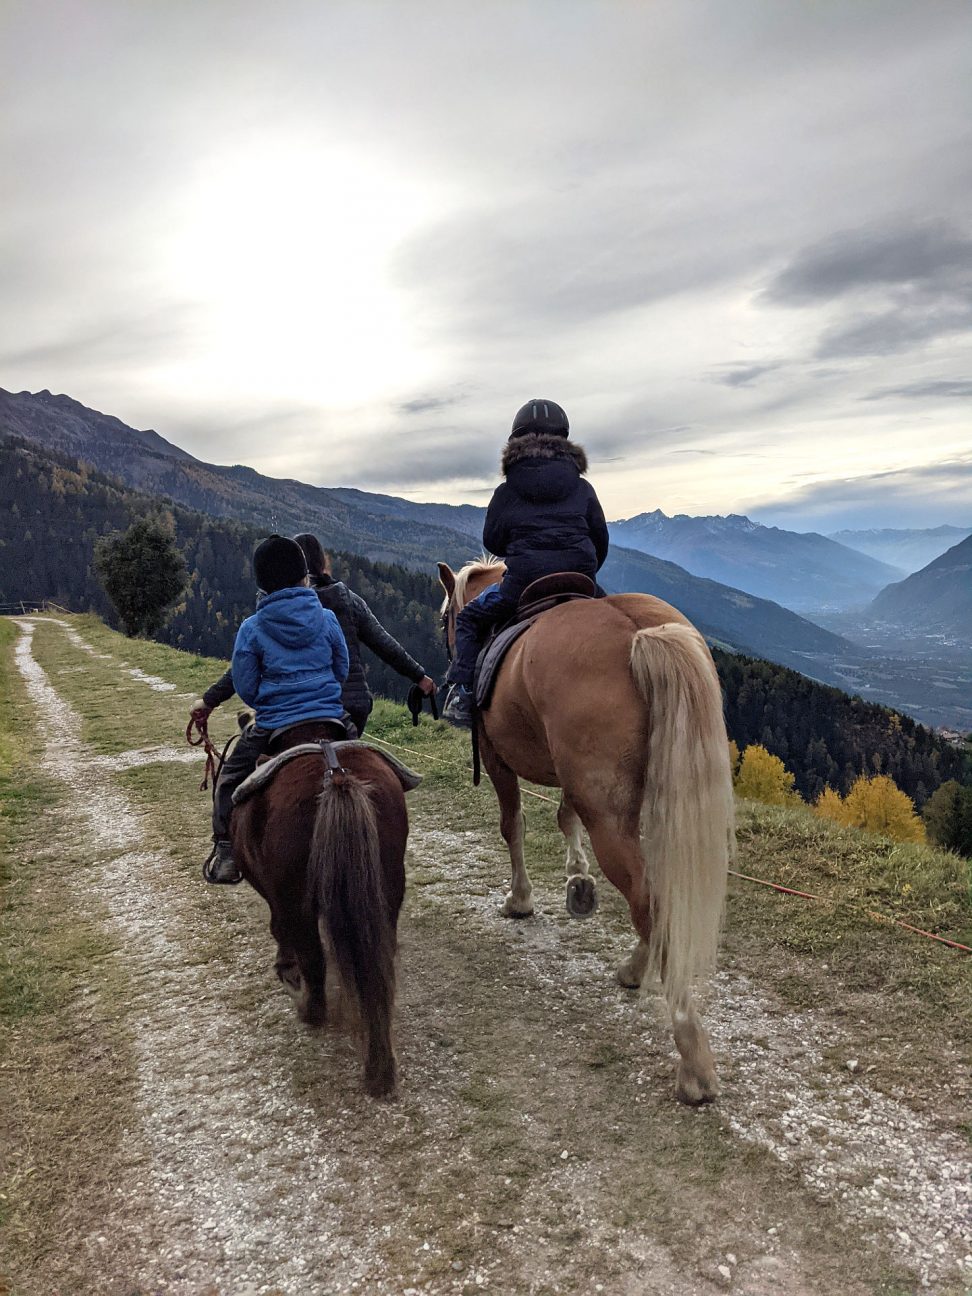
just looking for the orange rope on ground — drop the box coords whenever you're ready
[367,732,971,955]
[727,869,972,954]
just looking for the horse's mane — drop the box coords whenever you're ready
[442,554,506,612]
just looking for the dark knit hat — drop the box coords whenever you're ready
[253,535,308,593]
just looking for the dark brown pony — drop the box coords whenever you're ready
[439,559,735,1104]
[231,722,410,1097]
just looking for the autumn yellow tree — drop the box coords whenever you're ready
[734,744,800,806]
[839,774,925,843]
[814,786,846,825]
[728,739,741,779]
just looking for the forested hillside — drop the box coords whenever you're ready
[2,435,967,804]
[0,438,447,698]
[717,650,968,806]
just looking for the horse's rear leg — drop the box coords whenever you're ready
[585,818,719,1105]
[481,740,533,918]
[559,794,597,919]
[277,912,326,1028]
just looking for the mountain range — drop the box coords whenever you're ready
[609,509,901,613]
[830,526,972,574]
[3,386,970,724]
[0,387,854,678]
[869,533,972,640]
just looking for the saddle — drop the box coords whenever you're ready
[474,572,598,711]
[233,740,422,806]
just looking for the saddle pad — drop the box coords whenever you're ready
[474,617,537,710]
[232,741,422,806]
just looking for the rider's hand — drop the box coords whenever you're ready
[190,699,212,723]
[418,675,437,696]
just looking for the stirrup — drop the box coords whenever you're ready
[202,842,242,885]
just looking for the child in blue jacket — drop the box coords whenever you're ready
[204,534,349,884]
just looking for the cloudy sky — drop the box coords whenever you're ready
[2,0,970,530]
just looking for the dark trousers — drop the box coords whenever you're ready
[346,702,371,738]
[447,584,518,689]
[212,724,271,840]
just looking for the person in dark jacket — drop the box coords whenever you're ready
[293,532,436,735]
[200,535,349,884]
[442,398,609,729]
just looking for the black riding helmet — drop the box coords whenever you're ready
[510,398,569,439]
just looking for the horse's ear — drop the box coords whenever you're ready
[437,562,456,600]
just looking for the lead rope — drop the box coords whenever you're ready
[186,714,239,799]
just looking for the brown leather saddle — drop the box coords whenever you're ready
[473,572,598,710]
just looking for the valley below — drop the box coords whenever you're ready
[809,614,972,732]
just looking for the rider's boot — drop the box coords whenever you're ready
[442,683,474,730]
[203,838,243,885]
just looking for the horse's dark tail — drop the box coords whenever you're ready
[308,770,398,1098]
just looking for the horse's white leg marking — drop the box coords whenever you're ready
[670,994,719,1105]
[557,795,591,879]
[559,794,598,918]
[617,937,651,988]
[502,800,534,917]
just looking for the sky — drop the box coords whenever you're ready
[2,0,971,532]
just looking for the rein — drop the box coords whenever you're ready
[186,714,238,798]
[407,683,440,726]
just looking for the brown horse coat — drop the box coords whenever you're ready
[232,727,409,1097]
[440,560,735,1104]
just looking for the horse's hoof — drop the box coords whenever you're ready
[675,1063,719,1106]
[501,892,535,919]
[617,961,642,990]
[275,959,302,992]
[364,1055,400,1100]
[565,875,597,919]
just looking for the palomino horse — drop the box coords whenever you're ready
[231,722,414,1098]
[438,559,734,1104]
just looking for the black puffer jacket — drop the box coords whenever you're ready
[482,433,609,598]
[311,575,425,717]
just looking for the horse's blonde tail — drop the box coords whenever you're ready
[630,624,734,1012]
[308,772,398,1097]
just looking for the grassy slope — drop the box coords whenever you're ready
[3,614,970,1292]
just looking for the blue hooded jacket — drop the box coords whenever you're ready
[231,585,350,730]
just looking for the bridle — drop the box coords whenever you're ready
[440,601,455,662]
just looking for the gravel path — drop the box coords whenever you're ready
[7,617,972,1295]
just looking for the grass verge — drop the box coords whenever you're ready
[0,617,136,1292]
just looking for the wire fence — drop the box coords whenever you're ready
[0,600,71,616]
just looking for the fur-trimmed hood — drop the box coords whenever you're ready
[501,432,588,476]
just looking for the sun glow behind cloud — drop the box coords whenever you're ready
[162,137,445,406]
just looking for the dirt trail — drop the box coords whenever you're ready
[5,618,972,1295]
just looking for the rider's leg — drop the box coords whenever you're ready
[206,724,271,883]
[443,586,516,727]
[447,585,514,687]
[345,702,371,738]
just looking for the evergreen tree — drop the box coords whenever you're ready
[95,517,188,637]
[923,780,972,857]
